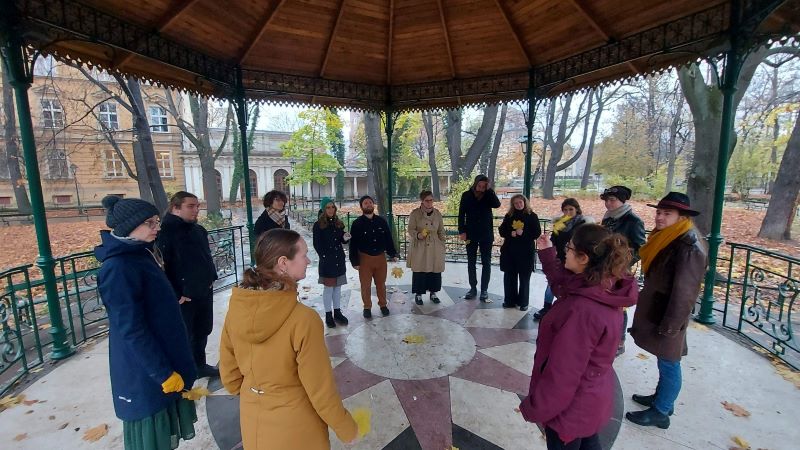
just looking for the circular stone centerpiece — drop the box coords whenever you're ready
[345,314,476,380]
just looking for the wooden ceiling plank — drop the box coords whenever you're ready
[320,0,348,78]
[238,0,289,65]
[436,0,456,79]
[387,0,395,84]
[493,0,532,66]
[566,0,639,74]
[117,0,202,68]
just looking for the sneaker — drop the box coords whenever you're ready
[363,309,372,319]
[197,364,219,378]
[325,311,336,328]
[479,291,489,302]
[430,293,440,304]
[625,407,670,429]
[464,288,477,300]
[415,294,424,305]
[333,308,349,326]
[380,306,391,316]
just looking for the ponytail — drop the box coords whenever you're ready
[239,229,301,291]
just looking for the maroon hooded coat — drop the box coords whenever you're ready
[520,247,638,442]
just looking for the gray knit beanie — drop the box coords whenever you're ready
[102,195,159,237]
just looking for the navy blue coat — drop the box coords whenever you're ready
[95,230,197,421]
[312,218,348,278]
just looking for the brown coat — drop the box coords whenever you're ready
[629,228,707,361]
[406,207,446,273]
[219,288,357,449]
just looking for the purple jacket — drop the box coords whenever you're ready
[520,247,638,442]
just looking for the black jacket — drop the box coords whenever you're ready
[313,218,349,278]
[349,214,397,266]
[156,213,218,300]
[254,210,290,239]
[602,210,646,262]
[498,211,542,272]
[458,188,501,242]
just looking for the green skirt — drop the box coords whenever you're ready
[123,399,197,450]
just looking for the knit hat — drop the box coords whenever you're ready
[318,197,335,217]
[102,195,160,237]
[600,185,632,202]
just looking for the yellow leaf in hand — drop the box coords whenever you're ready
[391,267,404,279]
[352,407,371,438]
[512,220,524,231]
[182,387,211,401]
[421,228,429,237]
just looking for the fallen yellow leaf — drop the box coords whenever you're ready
[402,335,426,344]
[352,407,371,438]
[731,435,751,449]
[14,433,28,441]
[82,424,109,442]
[771,359,800,389]
[722,401,751,418]
[636,353,649,360]
[181,387,210,401]
[0,394,25,410]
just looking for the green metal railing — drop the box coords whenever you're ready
[0,225,245,396]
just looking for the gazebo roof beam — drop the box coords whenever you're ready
[238,0,287,66]
[117,0,201,68]
[436,0,456,79]
[320,0,348,78]
[493,0,533,66]
[566,0,639,74]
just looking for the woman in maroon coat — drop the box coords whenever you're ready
[519,224,638,450]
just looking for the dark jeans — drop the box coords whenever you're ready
[654,358,682,415]
[466,239,493,291]
[180,289,214,368]
[412,272,442,295]
[543,285,555,307]
[503,267,532,307]
[545,427,602,450]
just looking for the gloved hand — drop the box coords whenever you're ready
[161,371,184,393]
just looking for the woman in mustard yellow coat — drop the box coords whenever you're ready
[219,229,357,449]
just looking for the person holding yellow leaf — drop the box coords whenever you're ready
[498,194,541,311]
[407,190,446,305]
[219,229,358,449]
[95,196,198,450]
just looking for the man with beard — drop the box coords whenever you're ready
[458,174,501,301]
[349,195,398,318]
[157,191,219,378]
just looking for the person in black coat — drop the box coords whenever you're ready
[156,192,219,378]
[534,198,592,321]
[312,197,351,328]
[95,195,197,448]
[499,194,541,310]
[254,190,290,239]
[600,185,647,357]
[458,174,501,301]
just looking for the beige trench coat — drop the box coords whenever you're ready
[406,207,446,273]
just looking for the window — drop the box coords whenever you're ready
[46,147,69,179]
[41,99,64,128]
[99,102,119,130]
[53,195,72,205]
[33,55,57,77]
[0,197,11,207]
[104,149,124,177]
[149,106,168,132]
[156,150,173,177]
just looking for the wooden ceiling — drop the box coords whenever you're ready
[14,0,800,110]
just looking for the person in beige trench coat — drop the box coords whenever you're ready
[219,229,358,449]
[407,190,446,305]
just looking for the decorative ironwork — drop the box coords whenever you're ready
[208,225,245,291]
[58,251,104,343]
[0,265,38,396]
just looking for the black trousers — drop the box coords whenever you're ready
[180,288,214,368]
[412,272,442,295]
[545,427,602,450]
[503,267,532,307]
[466,239,493,291]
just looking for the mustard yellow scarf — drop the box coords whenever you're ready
[639,218,693,275]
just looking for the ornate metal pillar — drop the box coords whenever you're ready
[1,2,73,359]
[234,66,255,254]
[524,68,536,200]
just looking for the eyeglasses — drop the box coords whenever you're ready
[144,219,161,229]
[565,243,576,253]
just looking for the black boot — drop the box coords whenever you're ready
[333,308,349,326]
[415,294,424,305]
[533,304,551,322]
[626,407,670,429]
[464,288,477,300]
[632,394,674,416]
[479,291,489,302]
[325,311,336,328]
[430,293,440,304]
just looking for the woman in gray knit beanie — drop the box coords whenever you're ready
[102,195,160,238]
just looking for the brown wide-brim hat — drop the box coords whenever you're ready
[647,192,700,216]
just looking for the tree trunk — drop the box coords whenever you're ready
[422,112,441,200]
[1,66,31,213]
[542,94,574,199]
[758,113,800,240]
[461,106,498,177]
[229,116,243,202]
[445,109,462,182]
[581,89,604,190]
[189,96,221,216]
[487,103,507,185]
[127,79,168,213]
[364,112,388,213]
[768,66,779,194]
[665,94,685,194]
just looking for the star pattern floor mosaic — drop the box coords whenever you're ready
[206,284,623,450]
